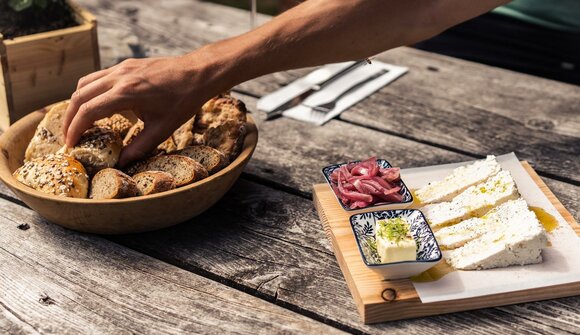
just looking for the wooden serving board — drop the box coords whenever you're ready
[313,162,580,324]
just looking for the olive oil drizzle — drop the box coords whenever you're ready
[530,207,558,233]
[410,261,455,282]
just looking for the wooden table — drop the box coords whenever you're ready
[1,1,579,334]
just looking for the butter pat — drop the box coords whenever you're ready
[376,218,417,263]
[415,155,500,204]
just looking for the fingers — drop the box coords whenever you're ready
[65,91,129,147]
[63,76,113,141]
[76,68,112,90]
[118,123,169,168]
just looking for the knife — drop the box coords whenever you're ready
[264,60,368,120]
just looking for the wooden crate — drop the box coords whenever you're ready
[0,0,100,130]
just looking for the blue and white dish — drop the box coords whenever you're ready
[321,158,413,211]
[349,209,442,279]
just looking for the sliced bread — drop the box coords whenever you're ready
[90,168,140,199]
[174,145,228,175]
[126,155,208,187]
[133,171,176,195]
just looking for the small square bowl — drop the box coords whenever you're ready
[349,209,442,280]
[321,158,413,211]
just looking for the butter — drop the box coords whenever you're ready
[376,218,417,263]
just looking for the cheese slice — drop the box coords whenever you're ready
[435,198,529,250]
[422,170,520,229]
[375,218,417,263]
[446,202,548,270]
[415,155,500,205]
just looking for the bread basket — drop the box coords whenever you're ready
[0,104,258,234]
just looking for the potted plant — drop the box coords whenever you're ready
[0,0,100,130]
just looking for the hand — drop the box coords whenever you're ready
[63,55,217,167]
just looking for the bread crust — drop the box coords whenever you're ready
[89,168,140,199]
[175,145,228,175]
[126,155,208,187]
[69,126,123,175]
[133,171,176,195]
[24,101,69,161]
[13,153,89,198]
[94,114,135,137]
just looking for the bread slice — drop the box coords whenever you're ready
[446,200,548,270]
[133,171,176,195]
[203,120,246,162]
[90,168,140,199]
[13,153,89,198]
[24,101,69,161]
[421,170,520,229]
[415,156,501,205]
[435,199,529,250]
[126,155,208,187]
[67,126,123,175]
[174,145,228,175]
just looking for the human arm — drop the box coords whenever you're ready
[63,0,510,166]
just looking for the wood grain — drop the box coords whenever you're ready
[0,198,345,335]
[0,0,99,129]
[312,162,579,323]
[236,49,580,184]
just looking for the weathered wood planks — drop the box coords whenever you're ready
[0,198,345,335]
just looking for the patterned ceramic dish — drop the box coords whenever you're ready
[349,209,442,279]
[321,158,413,211]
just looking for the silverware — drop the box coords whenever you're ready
[265,60,367,120]
[305,68,389,124]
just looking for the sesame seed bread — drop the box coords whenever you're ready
[24,101,68,161]
[67,126,123,176]
[126,155,208,187]
[13,153,89,198]
[174,145,228,175]
[94,114,135,138]
[133,171,176,196]
[90,168,140,200]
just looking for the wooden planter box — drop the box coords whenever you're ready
[0,0,100,130]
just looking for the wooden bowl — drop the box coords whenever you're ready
[0,106,258,234]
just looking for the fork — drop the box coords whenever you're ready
[304,69,389,124]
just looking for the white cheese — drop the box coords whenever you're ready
[422,170,520,229]
[446,201,548,270]
[435,198,530,250]
[415,155,500,205]
[375,219,417,263]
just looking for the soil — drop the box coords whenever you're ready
[0,1,78,40]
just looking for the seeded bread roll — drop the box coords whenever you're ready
[13,153,89,198]
[133,171,176,195]
[94,114,135,137]
[126,155,208,187]
[203,120,246,162]
[24,101,68,161]
[175,145,228,175]
[68,126,123,176]
[90,168,140,199]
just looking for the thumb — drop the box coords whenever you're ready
[118,123,169,168]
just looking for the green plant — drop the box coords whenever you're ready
[7,0,51,11]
